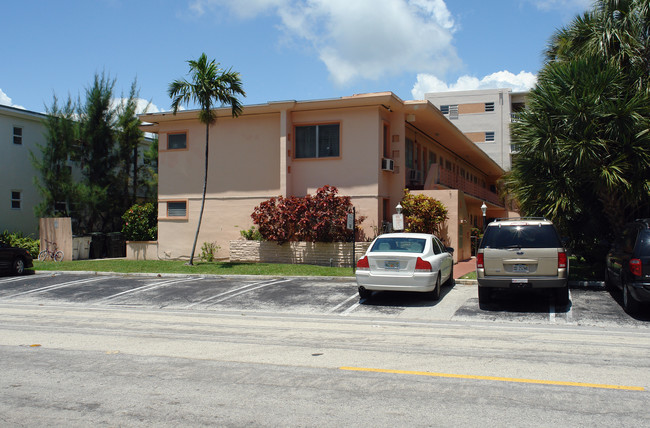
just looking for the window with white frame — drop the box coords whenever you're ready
[13,127,22,145]
[485,131,495,142]
[295,123,340,158]
[440,105,458,119]
[11,191,21,209]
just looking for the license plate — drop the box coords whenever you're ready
[513,264,529,273]
[384,261,400,270]
[512,278,529,283]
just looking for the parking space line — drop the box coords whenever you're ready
[328,294,358,314]
[2,277,105,299]
[187,279,291,308]
[341,302,361,316]
[340,367,645,391]
[0,276,32,284]
[95,277,202,303]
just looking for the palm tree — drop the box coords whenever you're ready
[168,53,245,265]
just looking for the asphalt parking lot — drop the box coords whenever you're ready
[1,272,648,328]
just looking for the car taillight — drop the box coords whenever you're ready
[558,251,567,269]
[477,253,484,269]
[630,259,642,277]
[356,256,369,270]
[415,257,432,272]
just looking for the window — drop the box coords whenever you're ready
[448,105,458,119]
[485,132,495,142]
[167,132,187,150]
[405,138,414,168]
[13,127,22,145]
[167,201,187,217]
[295,124,340,158]
[11,191,21,209]
[485,102,495,112]
[440,105,449,115]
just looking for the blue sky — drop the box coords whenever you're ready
[1,0,592,114]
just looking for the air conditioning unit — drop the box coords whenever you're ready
[381,158,394,171]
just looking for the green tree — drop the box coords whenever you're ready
[31,95,79,218]
[400,190,448,236]
[506,0,650,260]
[77,72,119,232]
[168,53,246,265]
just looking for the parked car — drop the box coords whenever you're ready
[356,233,454,300]
[605,218,650,314]
[0,240,34,275]
[476,218,569,307]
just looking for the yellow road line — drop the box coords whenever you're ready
[339,367,645,391]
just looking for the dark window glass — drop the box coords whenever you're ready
[168,133,187,150]
[480,225,561,249]
[371,237,426,254]
[295,124,339,158]
[168,201,187,217]
[13,127,23,145]
[636,230,650,256]
[405,138,414,168]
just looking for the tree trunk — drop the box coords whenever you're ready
[188,123,210,265]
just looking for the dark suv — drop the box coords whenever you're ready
[605,219,650,314]
[476,218,569,307]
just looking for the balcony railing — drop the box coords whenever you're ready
[407,166,502,206]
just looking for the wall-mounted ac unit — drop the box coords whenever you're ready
[381,158,394,171]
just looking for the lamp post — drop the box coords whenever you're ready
[393,203,404,231]
[481,202,487,232]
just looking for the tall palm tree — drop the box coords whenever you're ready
[168,53,245,265]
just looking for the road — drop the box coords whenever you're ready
[1,273,649,426]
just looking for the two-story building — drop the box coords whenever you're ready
[139,92,508,263]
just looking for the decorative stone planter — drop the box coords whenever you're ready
[126,241,159,261]
[229,240,371,267]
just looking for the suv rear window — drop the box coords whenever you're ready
[637,230,650,256]
[480,225,562,249]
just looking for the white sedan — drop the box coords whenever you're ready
[356,233,454,300]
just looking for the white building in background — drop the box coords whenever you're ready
[0,105,48,237]
[425,88,528,171]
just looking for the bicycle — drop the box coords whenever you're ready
[38,239,64,262]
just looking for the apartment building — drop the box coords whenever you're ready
[425,88,528,170]
[139,92,508,262]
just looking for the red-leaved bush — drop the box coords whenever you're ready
[251,185,365,243]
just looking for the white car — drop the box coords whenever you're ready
[356,233,454,300]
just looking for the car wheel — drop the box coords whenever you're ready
[554,286,569,307]
[623,282,641,314]
[478,286,491,307]
[430,275,441,301]
[358,286,371,300]
[12,257,25,275]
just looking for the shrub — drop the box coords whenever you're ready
[1,230,39,255]
[251,185,365,244]
[400,190,448,236]
[240,226,263,241]
[121,203,158,241]
[200,241,220,262]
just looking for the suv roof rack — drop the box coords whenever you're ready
[492,217,549,222]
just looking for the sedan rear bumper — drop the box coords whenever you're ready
[356,271,438,293]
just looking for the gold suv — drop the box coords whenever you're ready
[476,218,569,307]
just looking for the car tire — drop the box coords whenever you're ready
[554,286,570,307]
[12,257,25,275]
[430,275,441,301]
[478,286,491,307]
[358,286,371,301]
[623,282,641,314]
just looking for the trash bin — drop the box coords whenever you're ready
[106,232,126,258]
[90,233,106,259]
[78,236,91,259]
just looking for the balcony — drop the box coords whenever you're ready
[408,165,502,206]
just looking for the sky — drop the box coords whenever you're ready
[0,0,593,115]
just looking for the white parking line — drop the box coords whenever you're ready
[341,302,361,316]
[186,279,291,308]
[0,276,32,284]
[328,294,359,313]
[2,277,105,298]
[95,277,202,303]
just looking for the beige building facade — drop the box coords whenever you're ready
[140,92,507,263]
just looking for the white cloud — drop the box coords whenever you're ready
[111,98,163,115]
[0,88,25,110]
[411,70,537,99]
[190,0,460,85]
[525,0,592,12]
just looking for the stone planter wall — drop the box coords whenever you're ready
[230,240,371,267]
[126,241,159,261]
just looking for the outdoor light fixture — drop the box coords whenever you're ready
[481,202,487,232]
[396,203,402,214]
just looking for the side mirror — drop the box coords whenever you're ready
[446,247,455,254]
